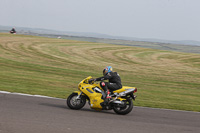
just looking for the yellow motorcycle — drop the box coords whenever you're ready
[67,76,137,115]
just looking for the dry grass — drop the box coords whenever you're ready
[0,33,200,111]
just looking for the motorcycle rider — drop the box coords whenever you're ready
[10,27,16,34]
[89,66,122,101]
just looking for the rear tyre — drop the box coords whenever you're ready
[113,97,133,115]
[67,93,86,110]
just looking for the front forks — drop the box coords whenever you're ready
[76,92,83,100]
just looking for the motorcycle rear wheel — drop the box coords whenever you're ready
[113,98,133,115]
[67,93,86,110]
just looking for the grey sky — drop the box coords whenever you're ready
[0,0,200,41]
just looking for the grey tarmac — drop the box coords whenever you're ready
[0,93,200,133]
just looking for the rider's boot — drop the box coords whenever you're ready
[106,90,111,99]
[102,90,112,106]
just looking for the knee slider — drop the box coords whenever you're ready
[101,82,106,86]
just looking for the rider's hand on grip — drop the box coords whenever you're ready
[88,78,94,84]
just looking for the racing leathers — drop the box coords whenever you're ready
[95,71,122,92]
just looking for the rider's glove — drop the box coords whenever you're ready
[88,78,96,83]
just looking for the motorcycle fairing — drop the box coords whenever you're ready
[79,82,104,109]
[73,76,136,110]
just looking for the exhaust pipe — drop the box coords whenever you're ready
[109,88,136,104]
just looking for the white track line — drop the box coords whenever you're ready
[0,91,64,100]
[0,90,199,113]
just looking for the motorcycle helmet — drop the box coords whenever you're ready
[103,66,113,75]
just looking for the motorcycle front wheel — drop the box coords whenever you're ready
[67,93,86,110]
[113,97,133,115]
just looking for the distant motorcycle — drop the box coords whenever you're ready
[10,30,16,34]
[67,76,137,115]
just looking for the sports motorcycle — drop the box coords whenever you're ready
[67,76,137,115]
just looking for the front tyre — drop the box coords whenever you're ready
[113,98,133,115]
[67,93,86,110]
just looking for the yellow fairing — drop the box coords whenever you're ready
[117,97,126,101]
[79,83,104,110]
[90,94,104,109]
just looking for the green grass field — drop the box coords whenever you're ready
[0,33,200,112]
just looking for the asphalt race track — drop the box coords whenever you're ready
[0,92,200,133]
